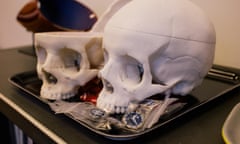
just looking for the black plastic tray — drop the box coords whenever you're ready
[8,65,240,140]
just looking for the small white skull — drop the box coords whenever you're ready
[34,0,132,100]
[97,0,216,113]
[35,32,103,100]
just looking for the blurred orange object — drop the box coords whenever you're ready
[79,77,103,105]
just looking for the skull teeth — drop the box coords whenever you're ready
[41,90,76,100]
[101,104,127,114]
[97,96,128,114]
[115,106,127,114]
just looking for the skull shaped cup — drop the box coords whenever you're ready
[35,32,103,100]
[96,0,216,114]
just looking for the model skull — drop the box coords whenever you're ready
[97,0,216,113]
[34,0,131,100]
[35,32,103,100]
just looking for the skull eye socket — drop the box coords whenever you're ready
[121,56,143,84]
[36,45,47,64]
[59,48,81,71]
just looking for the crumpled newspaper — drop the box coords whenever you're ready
[48,97,187,133]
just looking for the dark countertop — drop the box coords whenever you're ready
[0,46,240,144]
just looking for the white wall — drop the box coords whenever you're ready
[0,0,240,68]
[191,0,240,68]
[0,0,113,49]
[0,0,32,49]
[76,0,114,17]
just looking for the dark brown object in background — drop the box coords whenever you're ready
[16,0,98,32]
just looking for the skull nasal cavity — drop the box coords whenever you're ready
[42,69,58,84]
[103,79,113,93]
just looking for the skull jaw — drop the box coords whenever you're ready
[97,91,129,114]
[39,69,100,100]
[40,83,78,100]
[96,83,171,114]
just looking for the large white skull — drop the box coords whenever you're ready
[97,0,216,114]
[35,32,103,100]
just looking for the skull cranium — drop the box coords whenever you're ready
[97,0,216,114]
